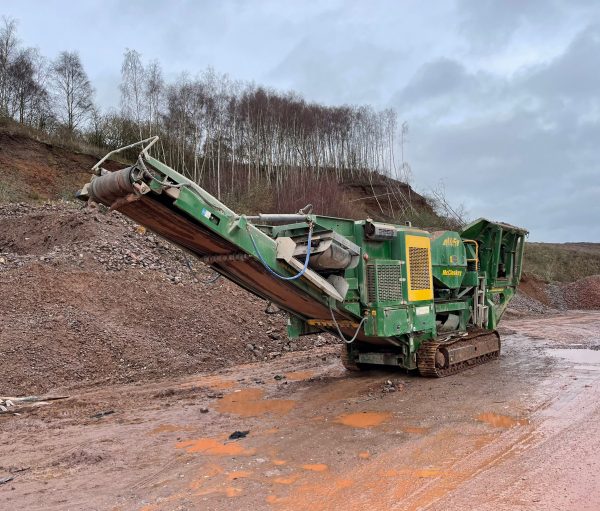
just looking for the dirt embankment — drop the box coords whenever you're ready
[0,129,124,203]
[515,241,600,312]
[0,124,437,224]
[511,272,600,314]
[0,202,334,396]
[516,237,600,312]
[525,241,600,283]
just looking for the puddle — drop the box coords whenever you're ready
[188,463,224,490]
[285,370,315,381]
[274,474,301,485]
[224,487,242,497]
[414,469,442,478]
[335,479,353,489]
[334,411,391,428]
[189,463,225,491]
[476,412,529,428]
[550,348,600,370]
[195,486,242,498]
[176,437,256,456]
[216,388,296,417]
[302,463,328,472]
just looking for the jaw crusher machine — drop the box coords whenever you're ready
[78,137,528,377]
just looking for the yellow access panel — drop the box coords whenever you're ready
[405,235,434,302]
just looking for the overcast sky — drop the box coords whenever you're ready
[4,0,600,242]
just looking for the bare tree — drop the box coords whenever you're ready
[85,105,106,147]
[0,19,51,129]
[0,16,19,116]
[8,48,36,122]
[27,49,53,130]
[0,19,417,217]
[50,51,94,133]
[429,182,468,229]
[7,48,49,125]
[145,59,163,135]
[120,48,146,139]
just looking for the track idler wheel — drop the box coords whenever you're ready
[435,350,447,369]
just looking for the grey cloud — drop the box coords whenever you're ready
[457,0,598,53]
[523,25,600,99]
[268,38,406,105]
[396,24,600,241]
[398,58,471,104]
[393,58,511,125]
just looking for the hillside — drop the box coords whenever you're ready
[0,124,437,226]
[524,242,600,282]
[513,242,600,313]
[0,125,122,203]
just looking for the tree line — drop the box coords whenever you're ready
[0,18,93,133]
[1,16,426,219]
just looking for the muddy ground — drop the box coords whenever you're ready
[1,311,599,510]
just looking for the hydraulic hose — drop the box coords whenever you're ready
[328,304,366,344]
[247,222,313,281]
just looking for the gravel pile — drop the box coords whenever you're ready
[562,275,600,309]
[0,201,196,282]
[0,201,338,396]
[509,290,553,314]
[511,274,600,313]
[545,282,569,310]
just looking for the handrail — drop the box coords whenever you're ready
[92,136,159,174]
[463,238,479,271]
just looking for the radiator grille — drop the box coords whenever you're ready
[366,265,376,302]
[377,264,403,301]
[408,247,430,290]
[366,263,402,303]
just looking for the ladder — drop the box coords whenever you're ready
[473,275,488,328]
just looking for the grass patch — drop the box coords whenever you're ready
[0,178,25,203]
[524,242,600,282]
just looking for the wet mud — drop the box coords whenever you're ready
[1,312,599,510]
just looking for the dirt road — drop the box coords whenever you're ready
[2,311,599,510]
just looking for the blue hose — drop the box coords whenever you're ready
[247,223,313,281]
